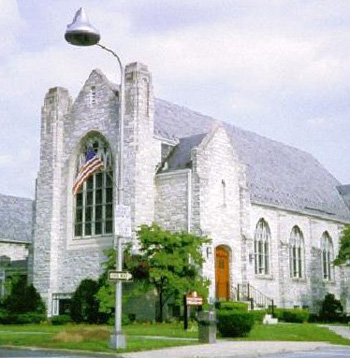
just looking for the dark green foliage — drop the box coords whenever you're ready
[216,301,249,312]
[217,310,255,337]
[272,308,309,323]
[319,293,343,322]
[70,279,101,324]
[49,314,71,325]
[249,309,267,323]
[2,276,45,314]
[334,225,350,266]
[0,312,46,324]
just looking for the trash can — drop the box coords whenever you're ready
[198,310,217,344]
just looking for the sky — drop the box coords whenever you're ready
[1,0,350,199]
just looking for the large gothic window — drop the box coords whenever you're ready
[321,232,334,281]
[74,136,113,238]
[254,219,271,275]
[289,226,304,279]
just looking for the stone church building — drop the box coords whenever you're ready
[27,62,350,317]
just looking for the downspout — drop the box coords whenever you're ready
[187,170,192,233]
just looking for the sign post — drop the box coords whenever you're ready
[184,291,203,330]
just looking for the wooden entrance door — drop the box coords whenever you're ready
[215,246,230,300]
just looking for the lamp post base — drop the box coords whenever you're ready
[110,331,126,349]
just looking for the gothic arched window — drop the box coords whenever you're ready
[289,226,304,279]
[74,135,113,238]
[254,219,271,275]
[321,232,334,281]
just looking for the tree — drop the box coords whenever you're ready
[70,278,102,323]
[319,293,343,322]
[334,225,350,266]
[127,224,210,322]
[2,275,45,314]
[97,224,210,322]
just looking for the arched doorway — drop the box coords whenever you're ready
[215,246,230,300]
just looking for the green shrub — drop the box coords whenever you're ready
[216,301,249,312]
[0,312,46,324]
[50,315,71,325]
[217,311,255,337]
[2,276,45,314]
[249,310,267,323]
[70,279,101,324]
[272,308,309,323]
[319,293,343,323]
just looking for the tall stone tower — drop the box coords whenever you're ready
[123,63,156,233]
[33,87,72,308]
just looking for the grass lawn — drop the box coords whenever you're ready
[0,322,349,353]
[240,323,350,346]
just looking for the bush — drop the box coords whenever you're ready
[2,276,45,314]
[0,312,46,324]
[272,308,309,323]
[70,279,101,324]
[319,293,343,323]
[217,311,255,337]
[249,310,267,323]
[283,309,309,323]
[50,315,71,325]
[215,301,249,312]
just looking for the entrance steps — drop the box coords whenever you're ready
[263,313,278,325]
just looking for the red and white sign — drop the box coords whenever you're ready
[186,291,203,306]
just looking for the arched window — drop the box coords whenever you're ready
[254,219,271,275]
[74,135,113,238]
[321,232,334,281]
[289,226,304,278]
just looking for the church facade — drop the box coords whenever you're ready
[31,62,350,317]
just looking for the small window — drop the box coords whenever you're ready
[86,86,97,107]
[221,179,226,206]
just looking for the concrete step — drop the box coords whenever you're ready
[263,313,278,325]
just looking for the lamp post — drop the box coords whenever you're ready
[65,8,126,349]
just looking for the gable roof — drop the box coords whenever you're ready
[0,194,33,243]
[337,185,350,211]
[154,98,350,222]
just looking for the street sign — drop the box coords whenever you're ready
[186,291,203,306]
[108,270,133,282]
[115,205,131,238]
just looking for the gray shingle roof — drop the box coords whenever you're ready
[337,185,350,211]
[0,194,33,243]
[154,98,350,222]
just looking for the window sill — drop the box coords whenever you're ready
[255,274,274,280]
[291,277,307,283]
[323,279,336,285]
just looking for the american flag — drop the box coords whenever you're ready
[73,147,104,195]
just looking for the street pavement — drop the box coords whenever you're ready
[0,342,345,358]
[118,341,336,358]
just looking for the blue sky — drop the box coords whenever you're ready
[1,0,350,198]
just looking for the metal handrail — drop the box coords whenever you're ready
[237,283,274,311]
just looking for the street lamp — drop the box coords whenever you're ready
[65,8,126,349]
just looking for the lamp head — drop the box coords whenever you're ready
[65,8,100,46]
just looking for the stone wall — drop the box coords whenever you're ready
[248,204,343,310]
[0,242,28,261]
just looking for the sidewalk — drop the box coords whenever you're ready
[118,325,350,358]
[118,341,333,358]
